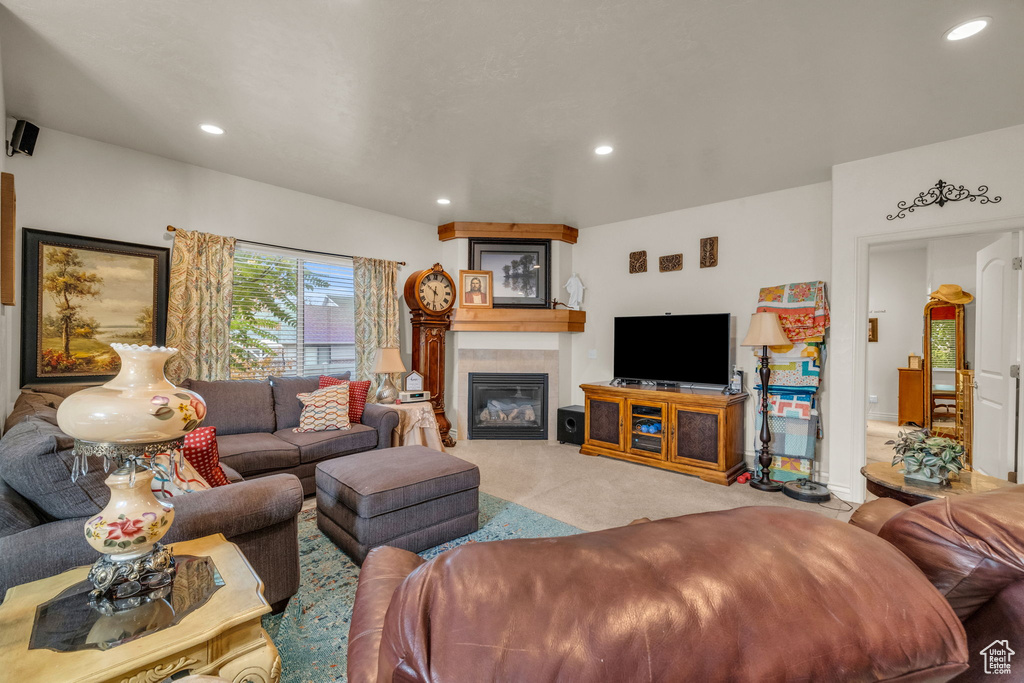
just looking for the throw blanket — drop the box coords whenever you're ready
[757,281,830,343]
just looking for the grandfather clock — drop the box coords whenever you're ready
[403,263,457,447]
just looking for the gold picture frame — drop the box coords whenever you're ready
[459,270,493,308]
[868,317,879,342]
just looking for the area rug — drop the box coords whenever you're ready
[262,492,581,683]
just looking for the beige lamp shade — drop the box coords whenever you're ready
[373,347,407,374]
[741,312,790,347]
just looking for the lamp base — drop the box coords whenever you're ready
[749,478,783,492]
[376,376,399,404]
[88,542,176,601]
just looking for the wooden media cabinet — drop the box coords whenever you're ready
[580,382,747,486]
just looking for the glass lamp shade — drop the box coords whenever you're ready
[56,344,207,444]
[741,312,790,347]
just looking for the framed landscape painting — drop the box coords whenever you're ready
[21,229,169,385]
[468,238,550,308]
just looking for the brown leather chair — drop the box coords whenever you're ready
[349,505,972,682]
[851,485,1024,682]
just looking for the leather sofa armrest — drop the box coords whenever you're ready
[361,403,400,449]
[166,474,303,542]
[348,546,425,683]
[849,498,910,536]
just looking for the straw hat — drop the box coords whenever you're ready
[929,284,974,304]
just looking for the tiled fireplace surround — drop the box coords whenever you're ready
[456,348,560,440]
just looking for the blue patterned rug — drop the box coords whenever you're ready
[262,493,581,683]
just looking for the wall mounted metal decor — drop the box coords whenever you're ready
[659,254,682,272]
[629,250,647,274]
[887,179,1001,220]
[700,237,718,268]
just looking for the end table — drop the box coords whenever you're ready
[390,401,446,452]
[0,534,280,683]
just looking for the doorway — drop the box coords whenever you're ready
[865,231,1021,482]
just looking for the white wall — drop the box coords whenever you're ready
[830,123,1024,502]
[3,127,440,403]
[570,182,833,477]
[866,246,927,421]
[0,34,12,423]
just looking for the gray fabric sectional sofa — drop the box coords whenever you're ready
[0,374,399,607]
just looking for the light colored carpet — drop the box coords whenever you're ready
[866,420,903,464]
[446,439,857,530]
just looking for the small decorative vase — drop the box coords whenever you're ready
[55,344,207,600]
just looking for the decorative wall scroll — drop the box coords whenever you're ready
[700,237,718,268]
[659,254,682,272]
[629,250,647,274]
[887,179,1001,220]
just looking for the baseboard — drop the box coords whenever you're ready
[866,411,897,423]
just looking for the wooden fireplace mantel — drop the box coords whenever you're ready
[451,308,585,333]
[437,222,578,244]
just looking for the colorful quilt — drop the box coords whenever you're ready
[765,357,820,388]
[756,413,818,459]
[757,394,813,420]
[757,281,830,342]
[757,456,813,482]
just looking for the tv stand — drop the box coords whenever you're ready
[581,381,747,486]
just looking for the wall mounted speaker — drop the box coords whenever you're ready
[9,120,39,156]
[556,405,585,445]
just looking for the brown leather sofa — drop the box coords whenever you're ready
[851,486,1024,682]
[348,504,976,682]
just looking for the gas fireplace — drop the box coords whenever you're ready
[467,372,549,440]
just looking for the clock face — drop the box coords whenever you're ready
[417,271,455,312]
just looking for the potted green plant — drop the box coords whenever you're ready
[886,428,965,485]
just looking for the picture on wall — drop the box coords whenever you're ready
[21,229,169,385]
[469,238,550,308]
[459,270,493,308]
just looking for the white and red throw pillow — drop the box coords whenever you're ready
[295,383,351,432]
[150,452,211,499]
[182,426,233,487]
[320,376,371,423]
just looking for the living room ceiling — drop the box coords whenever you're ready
[2,1,1023,228]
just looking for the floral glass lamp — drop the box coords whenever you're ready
[56,344,206,604]
[373,347,406,404]
[741,312,790,492]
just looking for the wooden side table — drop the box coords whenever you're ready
[861,461,1012,506]
[0,534,279,683]
[390,401,446,452]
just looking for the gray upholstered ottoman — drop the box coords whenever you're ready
[315,445,479,564]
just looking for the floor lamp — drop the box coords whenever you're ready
[741,312,790,492]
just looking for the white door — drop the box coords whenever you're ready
[972,233,1020,478]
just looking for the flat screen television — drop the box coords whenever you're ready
[613,313,732,386]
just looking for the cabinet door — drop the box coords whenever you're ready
[586,396,625,450]
[668,405,722,469]
[626,399,667,460]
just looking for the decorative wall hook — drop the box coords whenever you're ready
[887,179,1001,220]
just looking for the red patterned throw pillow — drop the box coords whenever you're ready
[295,384,351,432]
[182,426,232,487]
[320,376,371,423]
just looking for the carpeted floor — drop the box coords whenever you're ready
[263,492,581,683]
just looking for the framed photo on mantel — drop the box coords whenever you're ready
[21,228,169,386]
[468,238,550,308]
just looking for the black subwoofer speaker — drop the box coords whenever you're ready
[556,405,585,445]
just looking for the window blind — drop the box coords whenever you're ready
[230,245,356,380]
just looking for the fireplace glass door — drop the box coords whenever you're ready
[468,373,548,440]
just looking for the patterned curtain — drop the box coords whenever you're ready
[354,257,400,399]
[166,228,237,382]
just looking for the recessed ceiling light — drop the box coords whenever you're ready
[945,17,990,41]
[436,198,451,205]
[200,124,224,135]
[594,145,613,155]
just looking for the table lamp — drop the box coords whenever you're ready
[741,312,790,491]
[374,347,406,404]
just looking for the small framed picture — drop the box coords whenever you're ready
[459,270,493,308]
[868,317,879,343]
[908,354,923,370]
[404,370,424,391]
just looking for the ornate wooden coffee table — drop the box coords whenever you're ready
[861,461,1013,506]
[0,534,279,683]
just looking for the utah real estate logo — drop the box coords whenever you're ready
[981,640,1015,675]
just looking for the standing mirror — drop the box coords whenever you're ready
[921,294,971,463]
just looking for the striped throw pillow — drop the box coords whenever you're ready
[295,384,351,432]
[319,375,371,423]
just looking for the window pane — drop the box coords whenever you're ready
[230,246,355,380]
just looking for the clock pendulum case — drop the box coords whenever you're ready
[402,263,457,447]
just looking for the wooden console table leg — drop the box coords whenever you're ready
[217,629,281,683]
